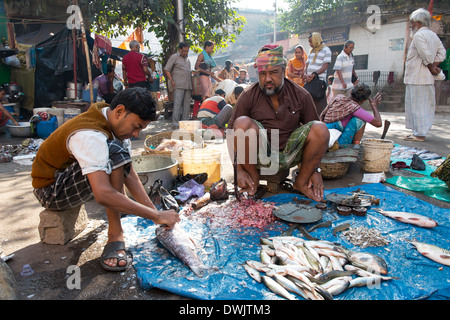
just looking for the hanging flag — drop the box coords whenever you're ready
[427,0,434,15]
[119,27,144,51]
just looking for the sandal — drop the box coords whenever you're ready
[100,241,129,272]
[403,135,425,142]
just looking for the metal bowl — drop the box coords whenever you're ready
[126,155,179,197]
[7,122,36,138]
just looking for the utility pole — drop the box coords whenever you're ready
[177,0,184,42]
[273,0,277,43]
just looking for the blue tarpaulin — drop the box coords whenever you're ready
[122,183,450,300]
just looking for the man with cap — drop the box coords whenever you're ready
[227,44,329,202]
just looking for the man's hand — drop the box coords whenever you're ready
[156,209,180,228]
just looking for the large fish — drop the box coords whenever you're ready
[374,208,438,228]
[410,241,450,267]
[155,224,206,277]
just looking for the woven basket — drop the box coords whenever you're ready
[320,162,350,179]
[143,131,204,157]
[298,161,350,180]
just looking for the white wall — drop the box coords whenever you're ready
[349,19,409,75]
[297,18,409,77]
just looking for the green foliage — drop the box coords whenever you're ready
[81,0,245,65]
[279,0,352,34]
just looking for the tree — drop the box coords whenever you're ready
[279,0,349,34]
[81,0,246,69]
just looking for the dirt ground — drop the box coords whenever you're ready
[1,111,449,300]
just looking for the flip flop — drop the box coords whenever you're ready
[100,241,129,272]
[403,135,425,142]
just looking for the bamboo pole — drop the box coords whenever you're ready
[76,5,93,103]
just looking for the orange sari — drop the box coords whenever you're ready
[286,53,307,87]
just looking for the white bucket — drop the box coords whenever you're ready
[64,108,81,123]
[48,108,65,127]
[33,108,51,120]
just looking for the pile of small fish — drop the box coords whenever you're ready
[342,226,390,248]
[391,145,441,160]
[244,236,395,300]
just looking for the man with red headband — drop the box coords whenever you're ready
[228,44,329,202]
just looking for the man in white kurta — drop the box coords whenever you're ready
[403,8,446,142]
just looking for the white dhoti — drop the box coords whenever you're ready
[405,84,436,137]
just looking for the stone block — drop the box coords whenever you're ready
[38,204,89,245]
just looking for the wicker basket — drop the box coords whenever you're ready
[298,161,350,180]
[143,131,204,157]
[320,162,350,179]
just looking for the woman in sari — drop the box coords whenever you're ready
[286,45,307,87]
[320,83,382,145]
[195,41,222,101]
[218,60,239,81]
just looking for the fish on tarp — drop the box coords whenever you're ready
[410,241,450,267]
[155,224,206,277]
[262,275,297,300]
[373,208,437,228]
[338,248,389,275]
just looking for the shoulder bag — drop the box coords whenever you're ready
[304,72,327,99]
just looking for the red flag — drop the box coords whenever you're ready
[428,0,434,15]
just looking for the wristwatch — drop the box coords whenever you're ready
[314,167,321,173]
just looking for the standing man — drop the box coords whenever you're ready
[122,40,151,89]
[304,32,332,115]
[228,44,329,202]
[31,88,180,272]
[404,8,446,142]
[331,40,358,97]
[164,42,192,128]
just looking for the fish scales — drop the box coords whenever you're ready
[155,224,206,277]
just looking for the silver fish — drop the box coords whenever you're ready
[243,264,261,283]
[155,224,206,277]
[339,248,388,275]
[410,241,450,266]
[273,274,312,300]
[374,208,438,228]
[262,275,297,300]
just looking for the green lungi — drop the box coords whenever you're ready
[255,120,316,172]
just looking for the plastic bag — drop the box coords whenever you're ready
[411,153,425,171]
[148,179,180,212]
[3,55,21,68]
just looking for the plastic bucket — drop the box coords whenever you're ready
[48,108,65,127]
[37,117,58,139]
[64,108,81,123]
[182,149,221,187]
[360,138,394,172]
[3,103,15,114]
[179,120,202,133]
[82,88,98,102]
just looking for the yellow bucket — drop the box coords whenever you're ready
[182,149,221,187]
[360,138,394,172]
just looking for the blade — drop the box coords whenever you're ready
[234,149,242,202]
[381,120,391,140]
